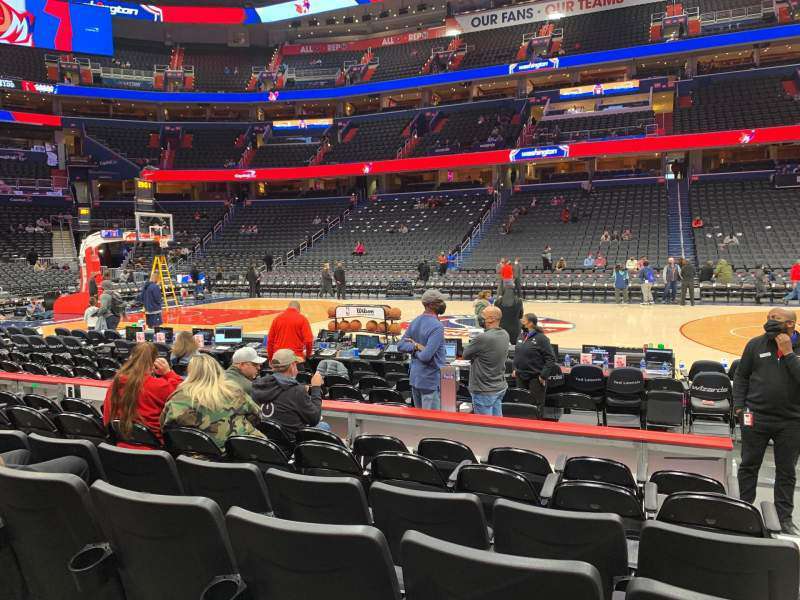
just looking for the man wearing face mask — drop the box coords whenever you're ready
[512,313,556,408]
[734,308,800,535]
[398,289,447,410]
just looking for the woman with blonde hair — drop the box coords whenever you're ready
[170,330,200,369]
[161,353,265,449]
[103,342,182,448]
[473,290,492,328]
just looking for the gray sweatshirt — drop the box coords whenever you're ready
[463,326,510,394]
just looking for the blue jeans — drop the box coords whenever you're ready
[411,388,441,410]
[145,312,163,328]
[663,280,678,302]
[471,391,504,416]
[784,283,800,302]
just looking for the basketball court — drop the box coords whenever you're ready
[41,296,779,365]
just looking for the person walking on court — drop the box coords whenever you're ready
[783,260,800,304]
[319,263,334,298]
[496,287,523,344]
[437,252,448,276]
[679,257,696,306]
[334,261,347,300]
[513,257,523,296]
[246,265,259,298]
[463,306,509,416]
[398,289,447,410]
[140,273,163,328]
[612,264,630,304]
[734,308,800,535]
[417,258,430,285]
[662,257,681,304]
[513,313,556,409]
[541,245,552,271]
[267,301,314,363]
[263,253,273,272]
[639,259,655,305]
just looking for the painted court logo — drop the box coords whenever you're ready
[401,315,575,340]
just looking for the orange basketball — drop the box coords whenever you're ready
[365,320,378,332]
[387,323,401,335]
[327,320,336,331]
[349,319,362,332]
[387,307,402,320]
[327,306,337,318]
[376,322,386,333]
[338,319,350,331]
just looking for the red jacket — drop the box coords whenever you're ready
[103,370,182,449]
[267,307,314,360]
[791,264,800,283]
[500,263,514,280]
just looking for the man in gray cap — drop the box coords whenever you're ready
[96,280,124,332]
[398,289,447,410]
[225,346,267,396]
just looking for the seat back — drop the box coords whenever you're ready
[487,447,551,492]
[657,492,766,537]
[401,530,604,600]
[0,468,102,600]
[6,405,60,436]
[637,520,799,600]
[417,437,477,477]
[689,372,732,402]
[493,499,628,600]
[254,418,294,454]
[605,367,645,395]
[22,393,61,414]
[369,481,490,565]
[28,433,106,482]
[649,471,725,495]
[646,378,685,394]
[90,480,236,600]
[328,384,363,401]
[225,435,291,469]
[61,397,102,419]
[265,469,370,525]
[97,443,183,494]
[163,427,224,458]
[293,441,363,477]
[456,464,539,520]
[626,578,728,600]
[503,388,534,404]
[371,452,448,491]
[645,390,685,427]
[367,388,406,405]
[109,420,162,448]
[502,402,541,419]
[688,360,726,381]
[0,430,28,452]
[552,481,644,521]
[55,413,108,444]
[176,455,271,514]
[563,456,637,489]
[226,507,401,600]
[0,390,23,406]
[294,427,345,447]
[568,365,606,394]
[352,434,407,466]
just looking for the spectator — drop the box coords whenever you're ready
[625,256,637,271]
[621,228,633,241]
[140,274,163,328]
[754,265,770,304]
[103,343,182,448]
[583,253,595,269]
[334,261,347,300]
[499,259,514,294]
[161,354,265,450]
[397,223,409,234]
[319,263,334,298]
[33,260,46,273]
[88,273,99,298]
[570,204,580,223]
[724,232,740,246]
[600,230,611,242]
[437,252,448,276]
[611,230,620,241]
[169,331,200,370]
[595,254,607,269]
[398,289,448,410]
[447,251,457,271]
[692,216,704,229]
[496,287,523,344]
[0,449,89,481]
[225,346,266,397]
[251,350,328,443]
[246,265,259,298]
[473,290,492,328]
[698,260,715,282]
[555,257,567,271]
[83,296,100,331]
[560,206,570,224]
[267,301,314,362]
[513,313,556,409]
[312,215,322,225]
[263,253,274,272]
[417,258,431,284]
[612,264,630,304]
[714,258,733,284]
[662,257,682,303]
[463,306,509,416]
[542,245,552,271]
[513,257,523,296]
[679,257,696,306]
[639,259,655,305]
[353,241,365,256]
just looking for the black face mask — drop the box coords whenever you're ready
[764,319,792,338]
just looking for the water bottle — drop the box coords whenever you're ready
[639,358,646,371]
[661,361,670,376]
[602,356,609,371]
[564,354,572,367]
[678,360,686,377]
[721,357,729,371]
[137,318,145,330]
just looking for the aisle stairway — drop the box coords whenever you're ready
[51,228,77,263]
[667,179,696,263]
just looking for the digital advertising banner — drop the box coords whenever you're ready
[0,0,113,54]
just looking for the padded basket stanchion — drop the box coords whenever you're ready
[201,574,250,600]
[68,542,125,599]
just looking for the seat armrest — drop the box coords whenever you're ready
[727,474,740,499]
[540,472,560,506]
[201,574,249,600]
[554,454,567,473]
[760,501,783,535]
[643,481,659,517]
[447,459,474,485]
[68,542,125,597]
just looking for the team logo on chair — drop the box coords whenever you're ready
[400,315,574,340]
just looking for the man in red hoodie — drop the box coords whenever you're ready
[267,301,314,362]
[783,261,800,305]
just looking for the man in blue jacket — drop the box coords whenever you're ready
[140,274,164,328]
[398,289,447,410]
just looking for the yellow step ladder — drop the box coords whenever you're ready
[150,255,179,308]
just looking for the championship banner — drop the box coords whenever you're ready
[452,0,661,32]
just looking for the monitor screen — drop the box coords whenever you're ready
[645,348,674,364]
[125,325,143,341]
[215,327,243,345]
[444,338,462,360]
[154,326,174,344]
[192,328,215,343]
[355,334,380,351]
[582,345,616,365]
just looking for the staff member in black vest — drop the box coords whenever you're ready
[512,313,556,408]
[734,307,800,535]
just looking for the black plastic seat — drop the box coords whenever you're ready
[6,405,60,437]
[637,520,799,600]
[503,388,534,404]
[502,402,542,419]
[550,391,603,425]
[323,374,350,387]
[371,451,449,491]
[401,530,604,600]
[0,390,23,407]
[352,434,407,466]
[46,364,74,377]
[645,390,685,430]
[163,427,224,459]
[87,480,237,600]
[176,455,271,514]
[417,437,477,478]
[369,481,491,565]
[0,467,104,600]
[61,397,103,419]
[294,441,366,480]
[456,464,540,521]
[97,443,183,494]
[688,372,732,425]
[367,388,406,405]
[255,418,294,455]
[566,364,606,405]
[109,420,162,448]
[604,367,645,427]
[688,360,726,381]
[225,507,402,600]
[0,360,22,373]
[550,480,647,537]
[625,578,725,600]
[358,375,389,393]
[657,491,776,537]
[225,435,293,471]
[21,362,48,376]
[328,384,363,402]
[649,470,726,496]
[55,413,108,444]
[294,426,345,447]
[265,469,370,525]
[0,430,29,452]
[646,378,685,394]
[22,393,61,414]
[493,499,629,600]
[27,433,106,483]
[73,366,101,380]
[487,447,552,493]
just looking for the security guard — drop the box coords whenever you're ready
[734,308,800,535]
